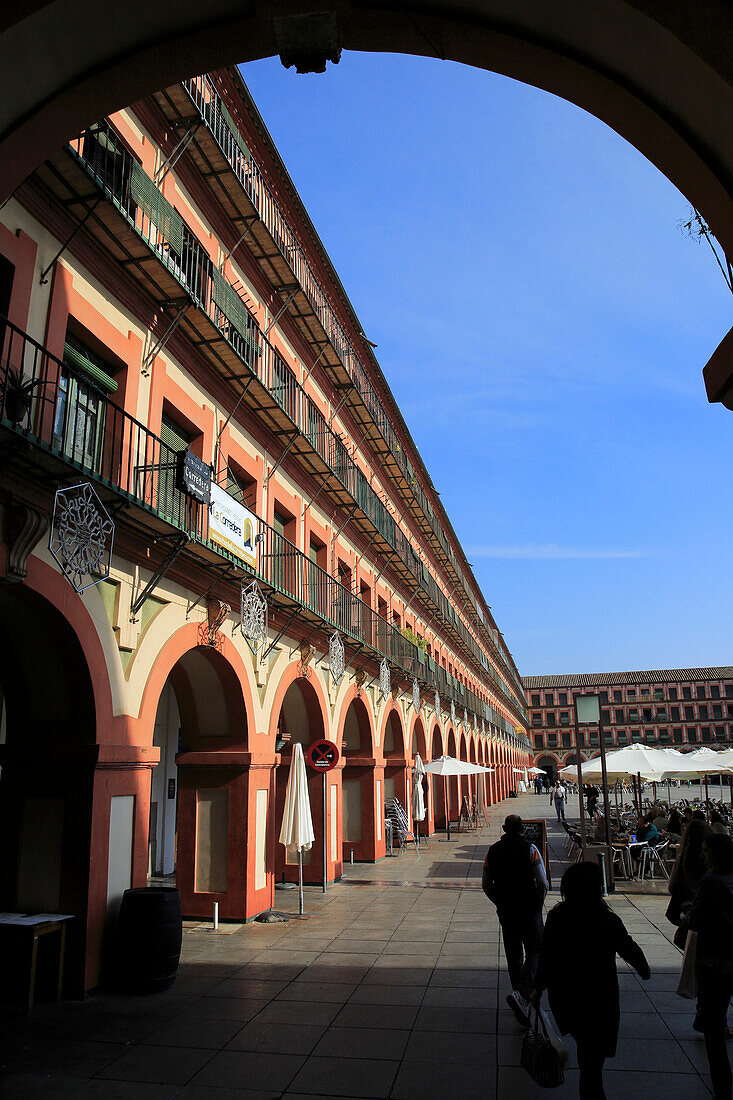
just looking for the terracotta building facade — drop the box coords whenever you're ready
[0,68,530,994]
[523,667,733,780]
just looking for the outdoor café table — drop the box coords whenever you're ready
[611,840,646,879]
[0,912,74,1014]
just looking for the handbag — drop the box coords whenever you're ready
[521,1006,566,1088]
[677,929,699,999]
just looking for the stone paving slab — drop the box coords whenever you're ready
[0,793,726,1097]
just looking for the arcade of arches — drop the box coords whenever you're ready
[0,555,527,993]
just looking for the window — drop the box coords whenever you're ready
[688,727,698,744]
[600,691,609,704]
[531,694,540,707]
[533,734,544,749]
[617,730,627,744]
[673,727,683,743]
[615,709,624,723]
[684,706,695,721]
[697,685,707,699]
[728,704,733,718]
[589,732,599,746]
[629,709,639,722]
[641,688,650,697]
[716,726,726,742]
[548,733,557,747]
[668,687,678,701]
[159,411,192,526]
[711,686,721,699]
[656,707,667,720]
[560,712,570,725]
[627,689,636,700]
[55,331,120,477]
[613,690,622,702]
[654,689,664,701]
[659,727,670,742]
[556,692,567,705]
[561,731,571,747]
[726,686,733,699]
[714,704,723,719]
[643,708,652,722]
[546,712,556,728]
[670,706,680,721]
[601,709,610,724]
[644,728,655,741]
[699,705,709,720]
[683,686,692,700]
[544,693,554,706]
[701,726,712,742]
[532,714,542,727]
[630,729,641,742]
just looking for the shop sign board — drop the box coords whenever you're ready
[176,449,211,505]
[209,481,258,567]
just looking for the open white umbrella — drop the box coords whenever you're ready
[279,742,315,915]
[424,755,493,840]
[412,754,426,849]
[658,747,733,814]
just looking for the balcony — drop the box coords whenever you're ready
[151,75,527,703]
[29,120,525,723]
[0,316,528,746]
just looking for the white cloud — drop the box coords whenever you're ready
[466,544,646,560]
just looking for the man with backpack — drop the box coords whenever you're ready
[550,779,567,822]
[482,814,548,1027]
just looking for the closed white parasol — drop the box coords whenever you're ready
[279,742,315,915]
[412,754,427,849]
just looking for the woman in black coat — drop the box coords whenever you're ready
[531,863,651,1100]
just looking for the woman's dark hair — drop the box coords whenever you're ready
[710,810,725,826]
[667,809,683,834]
[561,862,605,906]
[692,809,706,822]
[703,833,733,874]
[679,818,711,882]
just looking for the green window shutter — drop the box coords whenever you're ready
[129,160,184,255]
[63,336,118,394]
[160,412,191,453]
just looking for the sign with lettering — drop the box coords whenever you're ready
[176,449,211,505]
[307,739,340,773]
[209,481,258,568]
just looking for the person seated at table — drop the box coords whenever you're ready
[637,813,660,845]
[667,808,684,839]
[683,807,695,828]
[653,806,669,832]
[593,813,616,843]
[710,810,729,836]
[692,809,707,823]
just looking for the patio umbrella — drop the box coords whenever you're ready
[424,755,493,840]
[279,742,315,915]
[658,747,733,820]
[412,754,426,849]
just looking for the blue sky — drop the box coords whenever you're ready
[241,52,733,677]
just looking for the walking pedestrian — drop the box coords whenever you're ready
[482,814,547,1027]
[550,779,567,822]
[585,783,599,820]
[689,833,733,1100]
[531,862,651,1100]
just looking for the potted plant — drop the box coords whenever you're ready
[2,368,46,424]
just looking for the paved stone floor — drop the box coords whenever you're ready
[0,793,723,1098]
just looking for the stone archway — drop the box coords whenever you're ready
[340,692,379,863]
[538,754,560,785]
[0,582,98,996]
[384,708,408,816]
[154,644,250,920]
[431,724,445,829]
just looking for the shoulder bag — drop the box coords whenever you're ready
[521,1006,566,1088]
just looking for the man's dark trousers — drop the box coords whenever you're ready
[499,907,544,1000]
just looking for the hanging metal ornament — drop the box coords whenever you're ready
[450,699,456,727]
[240,580,268,654]
[49,482,114,593]
[412,677,421,713]
[474,713,478,734]
[329,630,345,686]
[434,690,441,721]
[463,707,468,729]
[379,658,391,700]
[482,718,486,737]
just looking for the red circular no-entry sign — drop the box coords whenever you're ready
[307,739,340,772]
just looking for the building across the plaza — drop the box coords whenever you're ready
[0,68,530,994]
[523,667,733,779]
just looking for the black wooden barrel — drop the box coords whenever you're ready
[114,886,182,994]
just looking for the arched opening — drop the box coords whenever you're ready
[410,717,429,836]
[339,693,378,863]
[0,584,96,996]
[431,724,445,829]
[275,676,338,883]
[446,728,459,827]
[384,708,408,817]
[538,754,559,785]
[154,645,250,919]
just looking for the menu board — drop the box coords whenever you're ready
[522,818,551,889]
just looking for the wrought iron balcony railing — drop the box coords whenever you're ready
[0,316,526,742]
[61,121,524,720]
[177,73,526,707]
